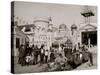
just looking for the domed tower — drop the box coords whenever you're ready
[59,24,67,32]
[71,24,78,47]
[48,17,53,32]
[71,24,77,35]
[57,24,69,44]
[59,24,68,37]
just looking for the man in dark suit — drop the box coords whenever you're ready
[18,44,25,66]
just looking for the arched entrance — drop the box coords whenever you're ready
[82,31,97,46]
[80,24,97,46]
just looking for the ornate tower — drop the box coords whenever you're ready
[71,24,78,47]
[71,24,77,35]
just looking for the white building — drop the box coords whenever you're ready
[33,17,54,48]
[11,21,29,56]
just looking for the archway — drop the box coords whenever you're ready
[81,31,97,46]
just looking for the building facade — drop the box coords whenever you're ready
[33,17,54,48]
[11,21,29,56]
[79,23,97,46]
[18,24,35,46]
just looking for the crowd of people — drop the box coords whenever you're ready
[18,43,56,66]
[17,43,94,70]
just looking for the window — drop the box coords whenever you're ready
[25,27,30,32]
[16,38,20,48]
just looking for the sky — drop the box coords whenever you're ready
[14,1,97,29]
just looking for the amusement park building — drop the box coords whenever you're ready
[11,21,29,56]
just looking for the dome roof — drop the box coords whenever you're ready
[71,24,77,29]
[59,24,67,30]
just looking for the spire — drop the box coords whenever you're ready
[49,17,52,21]
[49,17,52,24]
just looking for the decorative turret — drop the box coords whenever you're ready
[71,24,77,35]
[48,17,53,32]
[59,24,67,32]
